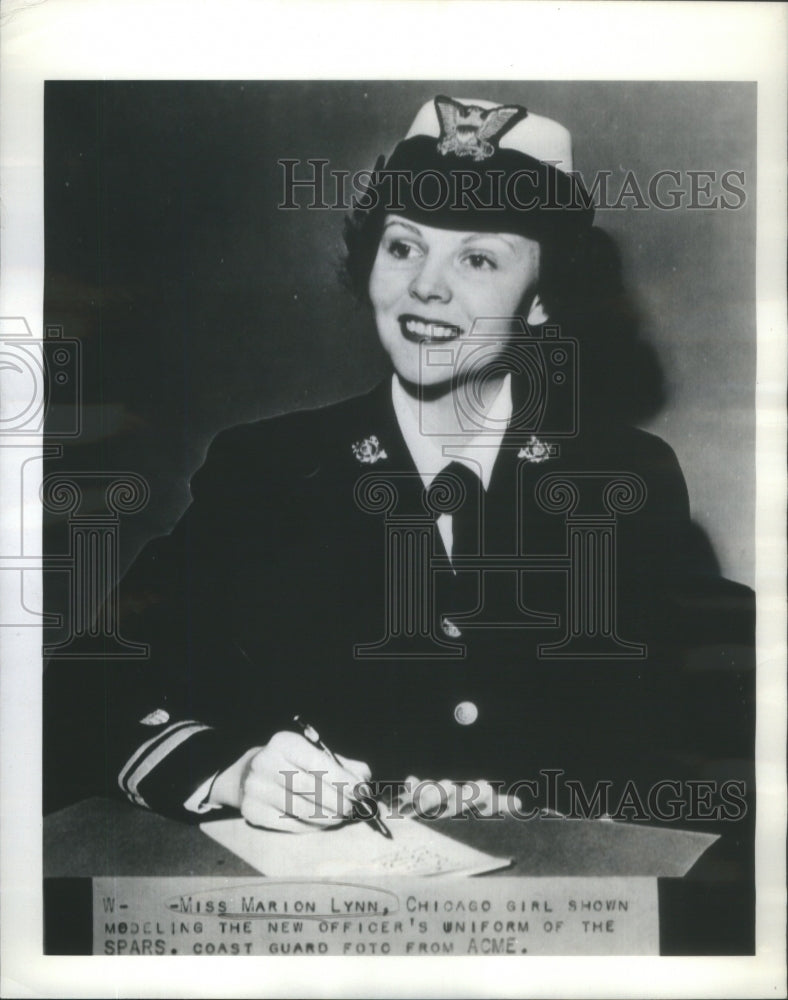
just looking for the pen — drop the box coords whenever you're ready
[293,715,392,839]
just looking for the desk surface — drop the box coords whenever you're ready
[45,796,736,879]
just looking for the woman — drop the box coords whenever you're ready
[45,96,752,842]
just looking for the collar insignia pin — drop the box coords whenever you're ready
[352,435,388,465]
[441,617,462,639]
[140,708,170,726]
[518,435,554,464]
[435,95,527,162]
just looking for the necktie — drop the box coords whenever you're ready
[429,460,483,560]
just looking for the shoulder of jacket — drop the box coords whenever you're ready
[198,382,386,479]
[570,420,682,469]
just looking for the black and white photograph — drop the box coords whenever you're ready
[0,2,785,997]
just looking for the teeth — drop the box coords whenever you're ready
[404,319,460,340]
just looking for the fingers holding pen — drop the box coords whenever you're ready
[279,733,372,811]
[239,731,371,832]
[334,753,372,783]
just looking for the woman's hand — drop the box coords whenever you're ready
[397,776,523,818]
[209,732,372,833]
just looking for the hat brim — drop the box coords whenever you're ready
[363,135,594,240]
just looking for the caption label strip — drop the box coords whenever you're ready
[94,877,658,955]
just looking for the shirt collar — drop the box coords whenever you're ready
[391,372,512,490]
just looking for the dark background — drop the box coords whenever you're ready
[43,81,756,599]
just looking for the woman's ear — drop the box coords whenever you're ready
[526,293,549,326]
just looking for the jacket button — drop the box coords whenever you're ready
[454,701,478,725]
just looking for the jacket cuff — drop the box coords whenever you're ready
[118,724,250,822]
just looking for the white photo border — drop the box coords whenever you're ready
[1,1,785,997]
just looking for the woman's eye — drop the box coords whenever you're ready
[386,239,421,260]
[463,252,496,271]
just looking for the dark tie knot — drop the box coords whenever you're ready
[425,461,482,516]
[425,461,483,557]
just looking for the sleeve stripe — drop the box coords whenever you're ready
[118,721,211,807]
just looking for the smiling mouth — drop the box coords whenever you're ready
[399,315,463,343]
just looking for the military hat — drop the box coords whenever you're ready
[367,95,593,238]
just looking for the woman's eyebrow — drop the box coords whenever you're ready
[459,233,518,251]
[382,219,424,237]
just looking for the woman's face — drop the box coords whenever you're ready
[368,215,545,388]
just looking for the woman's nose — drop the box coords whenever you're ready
[408,259,452,304]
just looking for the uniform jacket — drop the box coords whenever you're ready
[44,377,754,843]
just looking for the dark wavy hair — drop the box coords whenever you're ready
[340,205,666,426]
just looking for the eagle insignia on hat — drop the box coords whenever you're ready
[435,95,528,162]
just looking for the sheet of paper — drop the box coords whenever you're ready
[200,812,512,878]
